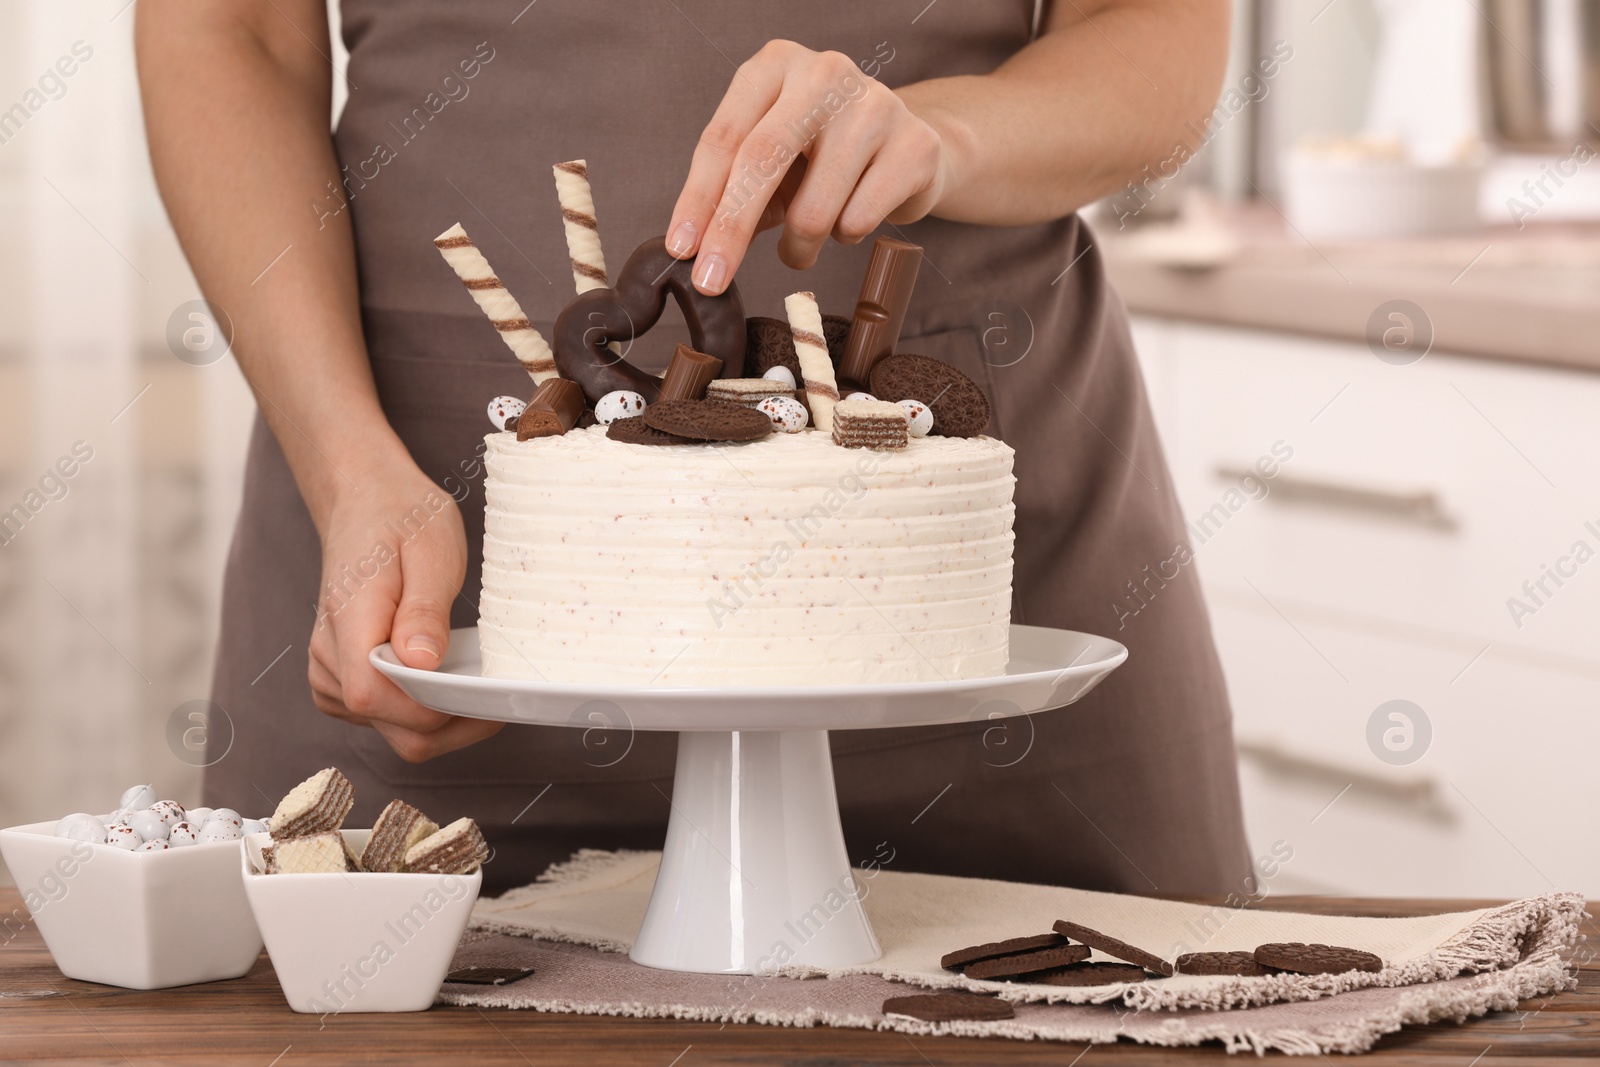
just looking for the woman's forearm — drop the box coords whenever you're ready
[899,0,1230,225]
[136,0,408,532]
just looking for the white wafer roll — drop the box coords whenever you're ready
[433,223,557,384]
[785,291,839,432]
[552,159,609,292]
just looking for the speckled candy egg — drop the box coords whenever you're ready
[54,813,106,843]
[761,365,797,389]
[487,395,527,432]
[150,800,186,831]
[104,824,141,850]
[119,784,157,811]
[185,806,213,827]
[198,820,242,844]
[845,391,879,403]
[898,399,934,437]
[595,390,647,425]
[138,838,170,853]
[207,808,242,830]
[239,819,269,837]
[127,808,170,844]
[167,822,200,847]
[757,395,809,433]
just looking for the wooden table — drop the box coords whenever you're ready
[2,890,1594,1065]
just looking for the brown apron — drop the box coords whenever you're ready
[206,0,1251,896]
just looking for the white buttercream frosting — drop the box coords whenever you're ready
[478,425,1015,685]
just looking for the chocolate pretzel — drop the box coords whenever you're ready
[553,236,746,405]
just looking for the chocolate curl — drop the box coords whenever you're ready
[657,343,723,401]
[516,378,585,439]
[838,236,922,389]
[433,223,558,384]
[784,291,839,432]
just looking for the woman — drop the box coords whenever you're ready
[137,0,1250,896]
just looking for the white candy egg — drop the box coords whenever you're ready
[757,395,809,433]
[138,838,170,852]
[845,391,879,403]
[207,808,242,830]
[128,808,170,843]
[239,818,269,837]
[197,820,242,844]
[487,395,527,432]
[104,824,141,850]
[898,398,933,437]
[761,365,797,388]
[167,822,200,847]
[54,813,106,843]
[119,784,158,811]
[595,390,647,425]
[150,800,186,830]
[185,806,213,827]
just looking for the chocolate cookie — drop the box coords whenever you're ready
[1253,943,1384,976]
[962,943,1090,981]
[1176,950,1278,977]
[606,415,692,446]
[941,932,1069,972]
[881,992,1015,1023]
[643,398,773,442]
[1030,962,1148,986]
[869,353,991,438]
[1051,920,1174,977]
[745,313,851,379]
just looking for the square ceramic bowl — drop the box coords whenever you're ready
[241,830,481,1014]
[0,820,264,989]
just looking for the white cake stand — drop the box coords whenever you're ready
[371,624,1126,975]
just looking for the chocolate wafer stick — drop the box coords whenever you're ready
[433,223,557,384]
[785,291,839,432]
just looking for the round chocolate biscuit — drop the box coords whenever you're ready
[963,943,1090,981]
[941,932,1069,972]
[869,353,991,438]
[881,991,1015,1023]
[1253,943,1383,976]
[1029,962,1148,986]
[606,415,692,446]
[1176,950,1278,977]
[744,313,851,379]
[1052,920,1174,977]
[643,398,773,442]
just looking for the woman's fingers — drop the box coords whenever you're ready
[837,121,945,239]
[390,507,466,671]
[775,105,886,268]
[372,717,507,764]
[330,577,455,735]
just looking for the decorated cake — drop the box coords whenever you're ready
[435,160,1016,687]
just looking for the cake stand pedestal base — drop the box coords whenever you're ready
[630,729,878,975]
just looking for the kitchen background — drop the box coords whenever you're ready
[1,1,1595,898]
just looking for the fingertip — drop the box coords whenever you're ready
[692,250,732,295]
[666,217,700,259]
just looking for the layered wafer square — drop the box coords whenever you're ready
[830,398,909,450]
[404,817,490,875]
[705,378,793,408]
[269,767,354,840]
[272,831,352,874]
[360,799,439,874]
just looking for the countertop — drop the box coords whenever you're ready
[1099,202,1600,375]
[2,889,1595,1065]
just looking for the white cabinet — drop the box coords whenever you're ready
[1131,316,1600,898]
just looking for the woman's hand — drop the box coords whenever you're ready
[307,465,504,762]
[666,40,951,295]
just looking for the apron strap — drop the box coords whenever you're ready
[1030,0,1045,40]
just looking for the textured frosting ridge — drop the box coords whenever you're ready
[479,425,1016,685]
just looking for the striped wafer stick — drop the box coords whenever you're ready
[785,291,839,432]
[433,223,557,384]
[552,159,609,292]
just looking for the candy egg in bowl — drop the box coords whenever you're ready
[241,830,482,1014]
[0,816,264,990]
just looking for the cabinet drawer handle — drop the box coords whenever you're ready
[1236,738,1453,823]
[1215,466,1456,531]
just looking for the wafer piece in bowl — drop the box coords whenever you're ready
[269,767,354,840]
[360,800,439,874]
[405,817,490,875]
[273,831,353,874]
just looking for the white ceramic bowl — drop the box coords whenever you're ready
[1282,154,1483,241]
[0,820,264,989]
[241,831,480,1014]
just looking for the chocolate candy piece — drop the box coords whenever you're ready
[1052,920,1174,977]
[839,236,923,389]
[962,943,1090,981]
[606,415,693,446]
[643,399,773,443]
[1253,942,1384,976]
[1031,962,1148,986]
[941,932,1070,972]
[657,343,723,402]
[1176,950,1277,977]
[553,236,745,405]
[517,378,585,440]
[870,353,991,438]
[881,992,1015,1022]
